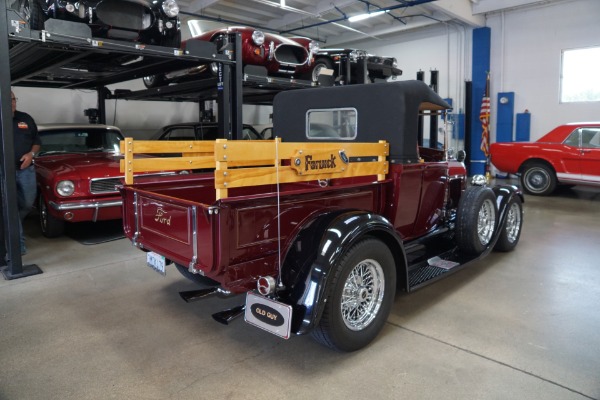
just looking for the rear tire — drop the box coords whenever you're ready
[312,238,396,352]
[494,195,523,252]
[456,186,497,255]
[520,162,556,195]
[174,263,219,287]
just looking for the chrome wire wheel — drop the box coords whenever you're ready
[504,202,522,243]
[477,198,496,246]
[341,259,385,331]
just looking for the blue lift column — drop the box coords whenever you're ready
[469,27,491,176]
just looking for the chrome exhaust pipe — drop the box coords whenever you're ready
[212,305,245,325]
[179,287,231,303]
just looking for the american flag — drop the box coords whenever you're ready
[479,81,491,157]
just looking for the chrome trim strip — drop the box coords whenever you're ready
[557,172,600,183]
[48,199,122,210]
[188,206,199,273]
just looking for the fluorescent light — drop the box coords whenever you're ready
[348,10,386,22]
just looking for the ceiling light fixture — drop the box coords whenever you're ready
[348,10,386,22]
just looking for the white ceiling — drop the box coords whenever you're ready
[175,0,571,47]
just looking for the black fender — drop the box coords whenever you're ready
[280,210,405,336]
[492,184,524,230]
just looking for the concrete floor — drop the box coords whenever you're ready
[1,183,599,400]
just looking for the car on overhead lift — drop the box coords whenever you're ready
[142,26,320,88]
[290,44,403,84]
[11,0,181,47]
[119,81,524,352]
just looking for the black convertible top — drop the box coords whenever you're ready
[272,80,451,163]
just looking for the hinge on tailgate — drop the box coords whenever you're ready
[132,192,140,247]
[188,205,202,274]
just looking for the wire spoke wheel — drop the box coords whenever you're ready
[312,237,395,351]
[456,186,498,255]
[477,198,496,246]
[494,195,523,252]
[341,259,385,331]
[504,201,522,243]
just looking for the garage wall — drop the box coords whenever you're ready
[11,80,202,139]
[486,0,600,140]
[343,0,599,142]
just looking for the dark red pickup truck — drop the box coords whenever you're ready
[120,81,523,351]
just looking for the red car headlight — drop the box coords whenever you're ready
[57,180,75,197]
[252,30,265,46]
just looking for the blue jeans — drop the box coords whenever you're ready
[16,165,37,246]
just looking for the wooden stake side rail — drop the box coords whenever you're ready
[120,138,389,200]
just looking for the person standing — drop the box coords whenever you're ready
[11,90,41,255]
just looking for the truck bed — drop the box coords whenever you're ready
[120,138,389,292]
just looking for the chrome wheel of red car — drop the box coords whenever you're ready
[312,238,396,351]
[521,162,557,195]
[309,57,334,82]
[495,196,523,252]
[38,195,65,238]
[456,186,498,255]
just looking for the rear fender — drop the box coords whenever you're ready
[281,210,405,335]
[492,184,524,226]
[484,184,524,253]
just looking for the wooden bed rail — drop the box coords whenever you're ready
[120,138,389,200]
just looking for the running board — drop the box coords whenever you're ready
[408,256,460,291]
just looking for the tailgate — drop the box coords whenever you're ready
[121,186,215,272]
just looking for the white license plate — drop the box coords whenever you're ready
[244,291,292,339]
[146,251,166,275]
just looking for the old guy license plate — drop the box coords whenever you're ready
[146,251,166,275]
[244,291,292,339]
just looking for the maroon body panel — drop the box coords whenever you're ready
[122,175,389,292]
[121,156,467,293]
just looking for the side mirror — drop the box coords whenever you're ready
[456,150,466,163]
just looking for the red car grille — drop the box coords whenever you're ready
[90,177,121,194]
[274,45,308,66]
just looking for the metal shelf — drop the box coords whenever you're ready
[7,10,229,90]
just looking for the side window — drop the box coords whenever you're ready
[581,128,600,148]
[563,130,580,147]
[305,108,357,140]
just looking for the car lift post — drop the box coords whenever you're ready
[0,0,42,279]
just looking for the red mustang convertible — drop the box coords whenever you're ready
[490,122,600,195]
